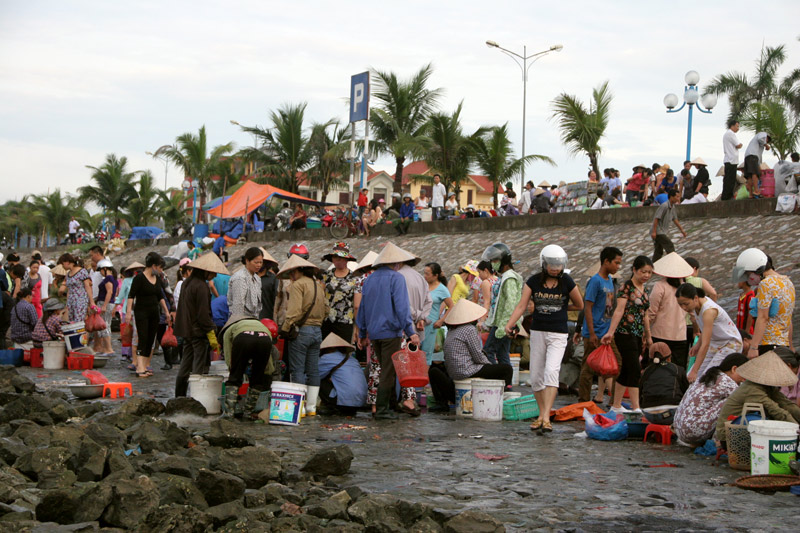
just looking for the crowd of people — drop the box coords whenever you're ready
[1,229,797,447]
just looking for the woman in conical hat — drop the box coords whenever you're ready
[648,252,694,369]
[318,332,368,416]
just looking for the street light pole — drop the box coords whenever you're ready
[486,40,563,191]
[146,147,171,190]
[663,70,717,161]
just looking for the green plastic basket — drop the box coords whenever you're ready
[503,395,539,421]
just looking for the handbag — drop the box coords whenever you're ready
[280,281,317,341]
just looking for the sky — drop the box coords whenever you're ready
[1,0,799,204]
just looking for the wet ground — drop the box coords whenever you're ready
[21,346,798,532]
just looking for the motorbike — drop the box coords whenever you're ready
[94,230,107,243]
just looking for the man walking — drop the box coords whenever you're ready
[68,217,80,244]
[430,174,446,221]
[651,189,686,261]
[722,120,743,200]
[744,132,771,198]
[356,243,420,419]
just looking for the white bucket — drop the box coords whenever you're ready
[454,379,474,417]
[509,354,520,386]
[269,381,307,426]
[519,370,530,386]
[188,374,224,415]
[209,360,229,380]
[471,379,505,421]
[419,208,432,222]
[748,420,799,475]
[62,321,88,352]
[42,341,66,370]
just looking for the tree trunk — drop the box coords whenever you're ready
[493,183,498,209]
[394,156,405,195]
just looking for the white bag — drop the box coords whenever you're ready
[775,193,798,213]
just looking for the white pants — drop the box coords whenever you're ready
[529,330,568,392]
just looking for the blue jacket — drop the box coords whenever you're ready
[356,267,415,340]
[211,295,229,328]
[399,201,415,219]
[318,351,368,407]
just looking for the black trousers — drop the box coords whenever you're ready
[321,321,353,345]
[722,162,738,201]
[429,363,513,407]
[134,309,160,357]
[614,332,643,388]
[652,234,674,262]
[228,332,272,390]
[175,335,210,397]
[373,337,402,415]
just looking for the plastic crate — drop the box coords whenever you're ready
[67,352,94,370]
[503,395,539,421]
[29,348,44,368]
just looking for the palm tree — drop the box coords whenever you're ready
[0,199,38,248]
[124,170,161,227]
[156,126,234,221]
[31,189,84,246]
[704,44,800,122]
[306,119,350,202]
[371,63,444,194]
[741,100,800,160]
[550,81,613,180]
[156,189,190,231]
[470,124,555,209]
[79,154,137,230]
[236,103,314,194]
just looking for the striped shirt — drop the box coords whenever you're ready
[227,268,262,318]
[444,323,489,380]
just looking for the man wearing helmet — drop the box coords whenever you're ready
[481,243,523,368]
[506,244,584,433]
[733,249,795,357]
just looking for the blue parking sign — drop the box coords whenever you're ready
[349,71,370,123]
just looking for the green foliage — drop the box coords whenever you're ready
[124,170,161,227]
[306,119,350,201]
[79,154,137,228]
[740,100,800,160]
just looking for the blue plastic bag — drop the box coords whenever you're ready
[583,408,629,441]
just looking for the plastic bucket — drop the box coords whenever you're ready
[268,381,307,426]
[188,374,224,415]
[454,379,475,417]
[209,360,229,380]
[519,370,530,386]
[419,209,432,222]
[748,420,799,475]
[42,341,66,369]
[63,321,89,352]
[509,354,520,386]
[391,347,429,388]
[471,379,505,421]
[760,169,775,197]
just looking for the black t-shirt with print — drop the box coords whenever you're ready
[525,273,576,333]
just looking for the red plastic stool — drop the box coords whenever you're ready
[103,382,133,399]
[643,424,673,445]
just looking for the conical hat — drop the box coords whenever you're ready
[373,242,417,267]
[538,180,551,188]
[277,254,320,279]
[219,314,256,336]
[691,157,707,166]
[653,252,693,279]
[51,264,68,276]
[352,251,378,273]
[188,253,230,276]
[124,261,145,273]
[320,333,354,351]
[258,247,278,266]
[715,165,725,177]
[444,298,487,326]
[532,188,545,197]
[737,351,799,387]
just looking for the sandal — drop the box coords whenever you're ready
[400,403,421,417]
[136,372,151,379]
[126,364,136,372]
[541,420,553,433]
[530,419,543,431]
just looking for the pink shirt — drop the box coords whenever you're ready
[647,279,688,341]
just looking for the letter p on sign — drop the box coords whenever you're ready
[349,71,370,123]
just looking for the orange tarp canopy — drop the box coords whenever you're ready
[205,180,323,218]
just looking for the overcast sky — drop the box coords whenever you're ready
[1,0,798,204]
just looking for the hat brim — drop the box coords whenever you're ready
[444,299,487,326]
[653,253,694,279]
[277,254,321,279]
[320,333,354,351]
[373,242,418,267]
[187,253,230,276]
[737,351,799,387]
[322,252,357,262]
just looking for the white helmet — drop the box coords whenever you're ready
[97,259,114,269]
[0,252,4,264]
[732,248,768,283]
[540,244,568,273]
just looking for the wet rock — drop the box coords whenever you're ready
[30,523,100,533]
[269,514,322,532]
[261,482,304,505]
[13,447,72,480]
[139,503,213,533]
[0,437,28,465]
[214,446,281,489]
[205,419,254,448]
[128,418,190,454]
[151,472,208,509]
[103,447,134,481]
[164,397,208,418]
[101,475,159,529]
[0,502,34,522]
[411,517,444,533]
[444,510,505,533]
[206,500,246,527]
[305,489,351,520]
[94,411,143,431]
[72,401,106,420]
[217,517,273,532]
[196,468,245,507]
[0,399,43,425]
[75,436,108,482]
[9,374,35,394]
[142,454,194,478]
[82,422,126,449]
[119,397,165,417]
[280,467,314,485]
[243,489,266,509]
[347,494,404,529]
[36,469,78,490]
[35,482,112,524]
[307,520,366,533]
[301,445,354,477]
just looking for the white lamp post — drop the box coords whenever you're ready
[663,70,717,161]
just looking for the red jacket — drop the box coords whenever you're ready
[357,192,368,207]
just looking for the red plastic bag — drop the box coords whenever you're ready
[586,344,619,377]
[84,308,107,333]
[120,323,133,347]
[161,327,178,348]
[82,370,109,384]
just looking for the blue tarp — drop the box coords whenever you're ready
[128,226,164,240]
[203,195,232,211]
[211,213,263,239]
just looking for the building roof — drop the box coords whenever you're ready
[382,161,504,194]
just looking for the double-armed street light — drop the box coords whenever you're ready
[663,70,717,161]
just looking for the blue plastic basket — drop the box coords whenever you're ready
[0,349,24,367]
